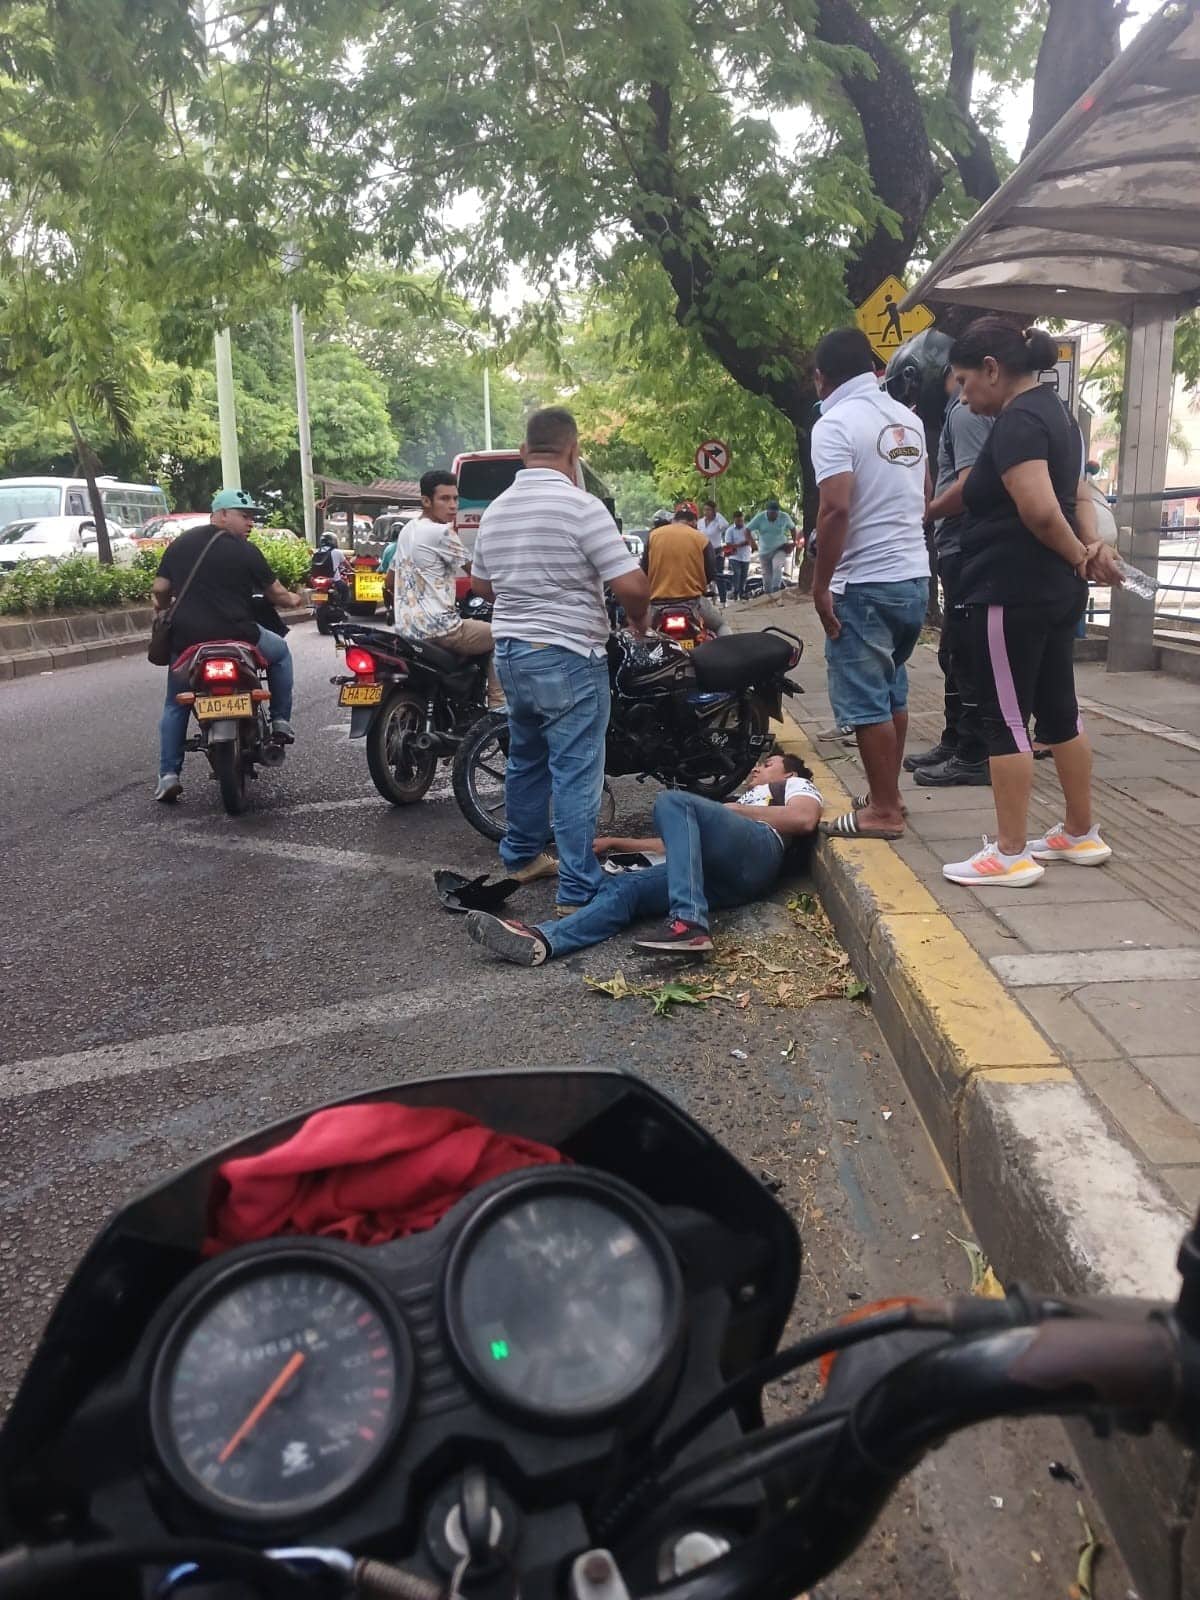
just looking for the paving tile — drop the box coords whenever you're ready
[1016,986,1124,1060]
[960,865,1142,905]
[949,909,1028,959]
[909,806,1007,842]
[1105,778,1200,822]
[989,900,1200,951]
[1132,1057,1200,1123]
[1160,1167,1200,1215]
[1074,980,1200,1055]
[900,783,994,813]
[1075,1057,1200,1166]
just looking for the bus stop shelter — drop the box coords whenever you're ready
[903,0,1200,670]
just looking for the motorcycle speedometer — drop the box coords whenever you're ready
[444,1171,683,1425]
[149,1252,411,1523]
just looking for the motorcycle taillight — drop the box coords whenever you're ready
[200,658,239,684]
[345,647,377,676]
[311,575,332,590]
[660,613,691,634]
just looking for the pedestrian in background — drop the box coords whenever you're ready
[904,369,993,789]
[471,408,651,913]
[748,499,797,594]
[698,499,730,604]
[809,327,931,840]
[725,511,756,600]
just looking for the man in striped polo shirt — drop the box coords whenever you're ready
[471,409,651,913]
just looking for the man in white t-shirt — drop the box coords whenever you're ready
[465,752,823,964]
[698,499,730,603]
[810,327,930,841]
[393,468,504,709]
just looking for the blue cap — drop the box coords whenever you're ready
[212,487,265,517]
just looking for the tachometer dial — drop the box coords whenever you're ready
[150,1257,409,1521]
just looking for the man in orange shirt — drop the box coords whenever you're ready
[641,506,729,635]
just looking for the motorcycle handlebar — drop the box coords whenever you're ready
[637,1298,1198,1600]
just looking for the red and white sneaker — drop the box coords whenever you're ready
[942,838,1044,887]
[632,918,714,953]
[1028,823,1112,866]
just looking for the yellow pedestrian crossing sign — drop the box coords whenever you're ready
[855,276,935,362]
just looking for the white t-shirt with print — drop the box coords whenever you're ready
[738,775,823,809]
[810,372,929,594]
[393,515,466,640]
[726,524,754,564]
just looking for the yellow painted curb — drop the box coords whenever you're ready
[777,713,1067,1088]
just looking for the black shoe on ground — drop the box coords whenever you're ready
[913,754,991,788]
[466,912,550,966]
[632,918,714,954]
[902,740,955,772]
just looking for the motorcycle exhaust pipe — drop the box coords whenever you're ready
[413,732,437,751]
[260,741,287,767]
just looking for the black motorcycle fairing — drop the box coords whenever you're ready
[0,1070,799,1551]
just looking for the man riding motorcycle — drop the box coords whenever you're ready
[642,504,730,637]
[152,488,307,803]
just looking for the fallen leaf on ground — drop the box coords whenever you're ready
[781,1038,796,1059]
[950,1232,1006,1299]
[1069,1501,1100,1599]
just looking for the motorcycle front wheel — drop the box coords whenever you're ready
[210,739,247,815]
[452,713,616,843]
[366,689,439,805]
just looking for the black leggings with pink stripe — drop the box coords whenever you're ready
[961,593,1087,757]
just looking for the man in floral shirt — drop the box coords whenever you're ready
[393,468,503,708]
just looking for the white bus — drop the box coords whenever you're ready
[0,476,169,532]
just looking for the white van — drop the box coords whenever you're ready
[0,476,169,532]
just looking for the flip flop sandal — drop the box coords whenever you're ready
[852,793,909,817]
[820,811,905,841]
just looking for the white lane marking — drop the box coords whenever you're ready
[0,968,568,1102]
[170,832,465,879]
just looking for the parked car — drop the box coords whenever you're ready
[138,512,210,545]
[0,516,138,571]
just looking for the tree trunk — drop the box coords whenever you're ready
[68,414,115,566]
[1025,0,1125,152]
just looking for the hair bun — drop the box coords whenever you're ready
[1023,328,1058,371]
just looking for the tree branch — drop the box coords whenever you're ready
[947,6,1001,203]
[1025,0,1125,153]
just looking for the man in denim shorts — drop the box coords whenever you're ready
[810,328,930,839]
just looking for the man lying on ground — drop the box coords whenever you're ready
[465,753,823,966]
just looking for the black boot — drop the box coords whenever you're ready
[902,740,955,772]
[913,754,991,788]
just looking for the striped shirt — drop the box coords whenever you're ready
[472,468,637,656]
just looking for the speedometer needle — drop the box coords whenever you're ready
[218,1351,306,1464]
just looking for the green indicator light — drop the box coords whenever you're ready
[490,1339,510,1361]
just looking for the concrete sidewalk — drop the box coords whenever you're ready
[732,590,1200,1597]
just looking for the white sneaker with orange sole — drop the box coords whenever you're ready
[942,838,1045,887]
[1027,824,1112,866]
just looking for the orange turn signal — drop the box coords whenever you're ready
[251,689,271,702]
[175,692,195,705]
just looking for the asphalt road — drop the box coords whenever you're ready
[0,624,1131,1597]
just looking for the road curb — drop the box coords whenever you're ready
[0,609,317,681]
[777,712,1200,1599]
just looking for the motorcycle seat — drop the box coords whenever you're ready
[402,635,478,673]
[691,632,793,692]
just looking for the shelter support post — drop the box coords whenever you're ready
[1108,299,1175,672]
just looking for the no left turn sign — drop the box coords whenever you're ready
[695,438,730,477]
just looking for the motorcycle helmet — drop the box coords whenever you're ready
[650,508,672,527]
[883,328,955,458]
[319,533,338,549]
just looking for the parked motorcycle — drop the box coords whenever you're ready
[332,594,495,807]
[312,547,387,632]
[454,626,804,842]
[173,639,285,814]
[3,1067,1200,1600]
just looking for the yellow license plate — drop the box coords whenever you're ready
[354,574,385,602]
[339,684,384,707]
[195,693,253,719]
[678,638,695,650]
[312,591,328,603]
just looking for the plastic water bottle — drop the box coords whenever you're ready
[1113,555,1159,600]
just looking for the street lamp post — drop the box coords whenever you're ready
[447,320,494,449]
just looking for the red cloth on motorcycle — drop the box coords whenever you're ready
[204,1103,566,1254]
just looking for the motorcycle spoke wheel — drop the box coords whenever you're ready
[366,692,438,805]
[686,697,769,799]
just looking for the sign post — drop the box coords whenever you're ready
[855,276,935,363]
[1038,337,1079,412]
[695,438,731,478]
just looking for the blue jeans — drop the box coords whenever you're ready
[761,547,790,593]
[540,791,786,954]
[730,561,751,601]
[495,641,610,908]
[825,579,928,729]
[158,627,294,776]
